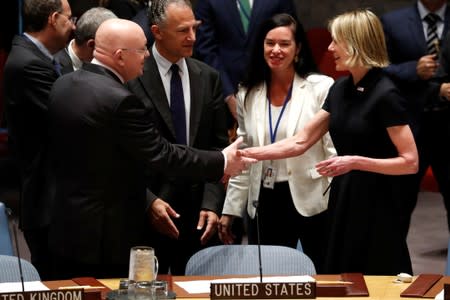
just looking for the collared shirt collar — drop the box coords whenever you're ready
[151,44,188,78]
[91,58,125,83]
[23,32,54,60]
[67,39,83,71]
[417,0,447,21]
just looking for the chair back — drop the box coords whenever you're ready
[0,202,13,255]
[185,245,316,276]
[0,255,41,282]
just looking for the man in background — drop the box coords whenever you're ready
[194,0,314,122]
[381,0,450,238]
[55,7,117,73]
[3,0,75,280]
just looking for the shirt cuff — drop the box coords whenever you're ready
[221,151,227,172]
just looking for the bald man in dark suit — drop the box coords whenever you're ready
[46,18,253,279]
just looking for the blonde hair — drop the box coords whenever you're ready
[328,9,389,68]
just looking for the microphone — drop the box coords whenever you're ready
[5,207,25,291]
[252,200,263,283]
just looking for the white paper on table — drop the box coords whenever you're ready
[0,281,50,293]
[174,275,315,294]
[435,289,444,300]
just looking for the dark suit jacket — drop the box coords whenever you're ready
[381,4,450,132]
[132,8,154,48]
[54,47,75,74]
[3,34,60,230]
[47,63,224,265]
[436,30,450,82]
[127,55,229,220]
[194,0,299,97]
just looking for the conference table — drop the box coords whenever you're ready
[96,275,431,300]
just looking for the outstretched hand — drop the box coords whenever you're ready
[222,137,257,176]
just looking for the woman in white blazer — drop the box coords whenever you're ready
[218,13,336,272]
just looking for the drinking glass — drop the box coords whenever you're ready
[128,246,159,282]
[128,246,159,299]
[151,280,168,299]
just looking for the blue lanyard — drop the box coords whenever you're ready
[268,84,293,144]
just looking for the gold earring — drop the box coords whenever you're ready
[294,55,299,63]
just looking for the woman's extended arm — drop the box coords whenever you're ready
[239,109,330,160]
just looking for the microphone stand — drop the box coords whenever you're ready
[253,201,263,283]
[6,207,25,291]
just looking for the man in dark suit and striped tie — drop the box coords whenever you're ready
[381,0,450,238]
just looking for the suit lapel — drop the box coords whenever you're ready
[443,6,450,37]
[139,56,177,138]
[58,49,74,74]
[286,76,306,138]
[254,84,267,147]
[409,7,427,52]
[186,59,203,146]
[223,0,246,38]
[247,0,262,38]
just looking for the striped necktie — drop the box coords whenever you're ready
[424,13,440,55]
[238,0,251,33]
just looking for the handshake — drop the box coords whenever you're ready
[222,137,257,177]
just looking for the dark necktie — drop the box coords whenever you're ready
[52,58,62,76]
[424,13,440,55]
[170,64,187,145]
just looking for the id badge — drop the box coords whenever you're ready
[263,166,277,189]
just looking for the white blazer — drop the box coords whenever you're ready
[223,74,336,218]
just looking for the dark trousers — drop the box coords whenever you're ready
[398,109,450,238]
[153,218,221,275]
[23,227,52,280]
[246,182,328,273]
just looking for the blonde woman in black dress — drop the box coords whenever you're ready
[239,9,418,275]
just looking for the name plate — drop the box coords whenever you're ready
[210,282,316,299]
[444,283,450,300]
[0,289,84,300]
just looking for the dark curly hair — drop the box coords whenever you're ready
[241,13,317,96]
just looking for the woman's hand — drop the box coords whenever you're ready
[218,214,236,245]
[316,156,353,177]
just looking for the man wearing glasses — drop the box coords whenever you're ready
[45,17,251,279]
[3,0,75,280]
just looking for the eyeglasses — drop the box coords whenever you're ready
[57,12,77,24]
[119,48,149,55]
